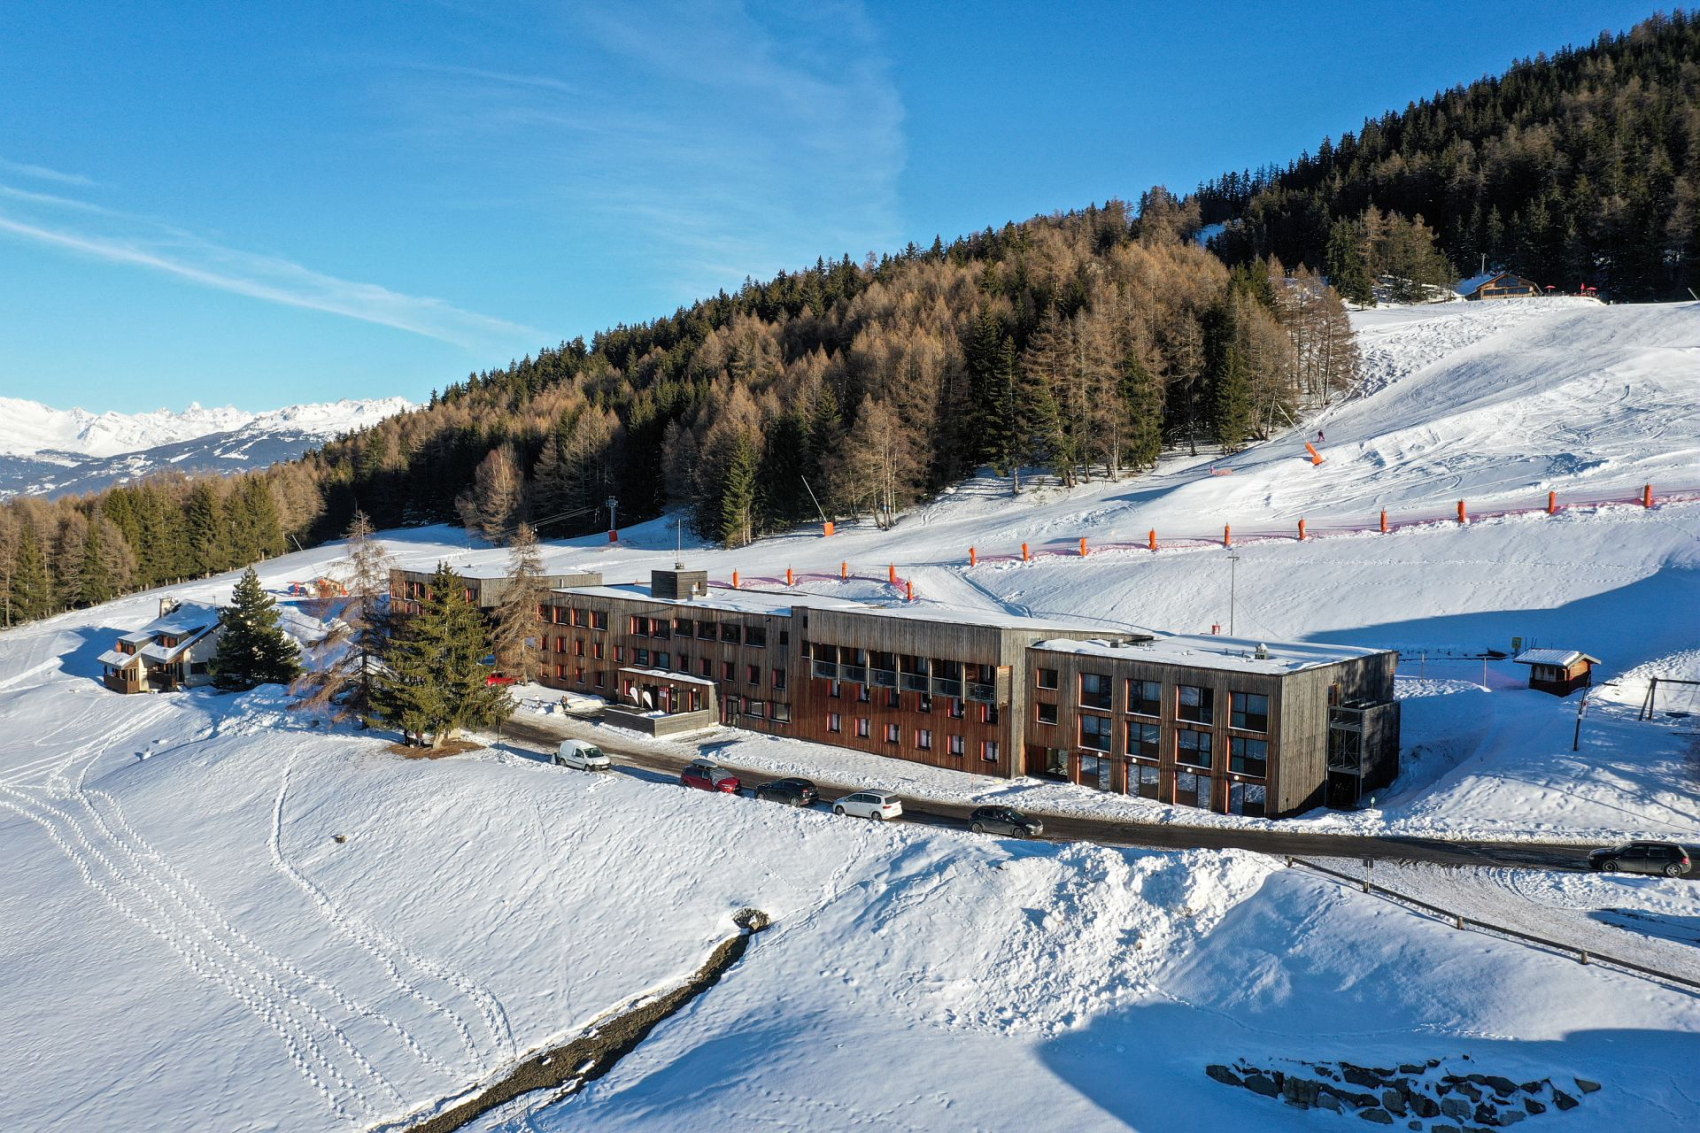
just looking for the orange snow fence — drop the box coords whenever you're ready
[969,546,977,567]
[1079,537,1088,557]
[841,561,848,580]
[1548,491,1558,515]
[888,564,897,584]
[1457,500,1468,524]
[1298,519,1307,541]
[1380,510,1389,533]
[732,570,741,589]
[1223,524,1232,547]
[1644,484,1655,508]
[1305,443,1324,465]
[906,580,915,602]
[785,568,794,587]
[1148,529,1157,552]
[1022,543,1030,562]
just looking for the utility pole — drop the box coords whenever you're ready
[1227,548,1241,636]
[606,495,619,543]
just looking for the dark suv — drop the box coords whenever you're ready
[754,778,819,808]
[968,806,1044,838]
[1588,840,1692,878]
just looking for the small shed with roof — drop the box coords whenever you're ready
[1458,271,1542,301]
[1513,648,1600,696]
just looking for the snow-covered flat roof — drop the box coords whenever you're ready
[809,600,1128,636]
[98,649,141,669]
[1514,648,1599,667]
[117,630,153,645]
[553,583,862,618]
[1031,633,1390,675]
[619,666,716,687]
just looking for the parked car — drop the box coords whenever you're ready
[681,761,741,794]
[832,791,903,821]
[968,806,1043,838]
[485,671,518,687]
[553,739,611,772]
[754,778,819,807]
[1588,840,1692,877]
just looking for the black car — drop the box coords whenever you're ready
[1587,840,1692,878]
[754,777,819,808]
[968,806,1044,838]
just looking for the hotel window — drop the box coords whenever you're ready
[771,668,786,690]
[1230,692,1269,733]
[829,680,842,699]
[858,685,871,703]
[772,703,791,723]
[722,661,735,681]
[675,653,689,671]
[555,663,568,679]
[855,717,871,738]
[593,642,604,660]
[1174,771,1209,809]
[635,648,651,667]
[1036,701,1058,725]
[629,616,644,635]
[614,646,625,663]
[655,652,669,670]
[1037,668,1058,690]
[884,723,901,744]
[592,611,607,630]
[1229,782,1266,817]
[1080,673,1113,710]
[1080,713,1112,752]
[746,700,767,719]
[886,688,900,708]
[1127,679,1162,717]
[1229,736,1269,778]
[574,667,585,685]
[1126,721,1161,760]
[916,729,933,751]
[593,671,606,688]
[674,618,694,637]
[827,713,842,733]
[918,693,932,714]
[746,626,767,648]
[981,740,999,763]
[1177,684,1214,725]
[699,658,712,677]
[980,703,999,725]
[747,664,761,685]
[1131,762,1161,799]
[948,734,965,757]
[698,621,717,640]
[652,620,670,640]
[1176,727,1212,769]
[721,623,741,644]
[948,698,964,719]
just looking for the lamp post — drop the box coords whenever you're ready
[1227,549,1241,636]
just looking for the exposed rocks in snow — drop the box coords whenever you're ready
[1206,1058,1594,1127]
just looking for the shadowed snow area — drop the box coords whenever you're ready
[3,298,1699,1130]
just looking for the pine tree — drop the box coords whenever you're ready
[719,433,759,547]
[10,520,53,623]
[490,522,548,684]
[211,567,301,691]
[1325,218,1375,305]
[291,510,392,722]
[372,562,511,749]
[186,482,227,577]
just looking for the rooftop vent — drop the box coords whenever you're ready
[1254,643,1270,660]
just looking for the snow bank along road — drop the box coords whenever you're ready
[500,714,1616,875]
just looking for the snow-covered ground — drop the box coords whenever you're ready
[3,297,1699,1130]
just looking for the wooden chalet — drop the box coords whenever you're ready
[1513,648,1600,697]
[1460,271,1542,300]
[99,598,223,694]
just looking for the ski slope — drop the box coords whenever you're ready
[2,297,1699,1131]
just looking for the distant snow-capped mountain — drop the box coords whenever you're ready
[0,396,413,499]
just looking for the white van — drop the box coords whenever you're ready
[553,739,612,772]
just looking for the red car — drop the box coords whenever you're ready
[680,761,741,794]
[485,672,518,687]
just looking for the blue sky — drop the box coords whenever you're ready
[0,1,1665,413]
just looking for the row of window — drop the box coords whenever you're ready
[1063,715,1270,775]
[627,615,777,648]
[824,711,999,761]
[1122,762,1267,815]
[825,681,982,719]
[1032,672,1271,732]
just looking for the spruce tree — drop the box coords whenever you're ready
[212,567,301,691]
[373,562,511,749]
[719,434,759,547]
[11,521,53,623]
[1325,218,1375,305]
[186,482,227,577]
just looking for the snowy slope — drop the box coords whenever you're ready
[0,396,413,498]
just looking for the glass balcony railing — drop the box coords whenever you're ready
[871,668,898,687]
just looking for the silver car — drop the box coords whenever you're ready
[832,791,903,821]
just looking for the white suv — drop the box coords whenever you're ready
[832,791,903,821]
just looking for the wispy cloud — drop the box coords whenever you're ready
[382,0,907,299]
[0,179,541,349]
[0,157,97,187]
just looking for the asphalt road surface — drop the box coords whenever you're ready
[502,716,1608,874]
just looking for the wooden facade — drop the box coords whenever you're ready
[1464,271,1541,300]
[1513,650,1598,697]
[389,567,604,617]
[1024,640,1399,818]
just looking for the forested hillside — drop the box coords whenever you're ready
[1199,11,1700,299]
[0,198,1358,626]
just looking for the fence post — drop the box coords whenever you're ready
[906,580,915,602]
[732,570,741,589]
[1579,949,1590,965]
[1457,499,1468,525]
[1644,483,1654,508]
[1379,509,1388,534]
[1454,914,1464,930]
[1223,524,1232,547]
[1022,542,1030,562]
[1079,537,1088,557]
[1148,529,1157,552]
[888,564,897,584]
[1298,518,1307,541]
[840,561,848,581]
[1547,490,1557,515]
[969,546,977,567]
[785,567,794,587]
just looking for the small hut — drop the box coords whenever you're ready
[1513,648,1600,696]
